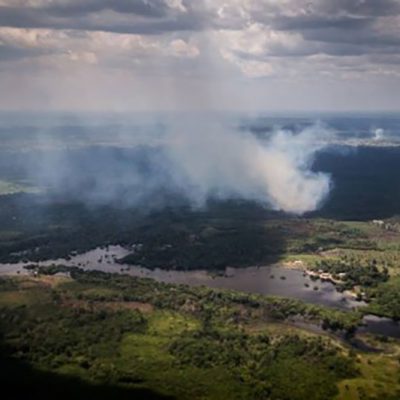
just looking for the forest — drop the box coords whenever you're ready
[1,146,400,399]
[3,268,398,400]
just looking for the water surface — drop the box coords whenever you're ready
[1,245,399,339]
[0,245,362,309]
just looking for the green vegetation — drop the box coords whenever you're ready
[0,197,285,266]
[1,195,400,279]
[31,265,364,334]
[280,219,400,321]
[314,259,389,291]
[0,270,379,400]
[2,195,400,323]
[336,337,400,400]
[363,278,400,320]
[1,195,400,398]
[119,223,282,269]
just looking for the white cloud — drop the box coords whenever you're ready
[216,23,304,56]
[0,0,399,111]
[169,39,200,58]
[0,27,67,48]
[0,27,201,70]
[215,23,306,77]
[165,0,187,13]
[67,50,97,64]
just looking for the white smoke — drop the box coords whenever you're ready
[24,116,332,215]
[373,128,385,141]
[164,120,331,214]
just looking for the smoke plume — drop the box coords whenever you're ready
[164,120,331,213]
[24,117,332,214]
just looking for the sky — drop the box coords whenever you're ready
[0,0,399,112]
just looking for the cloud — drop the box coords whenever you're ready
[212,1,400,79]
[0,1,205,35]
[169,39,199,58]
[0,0,180,18]
[0,26,202,72]
[0,0,399,111]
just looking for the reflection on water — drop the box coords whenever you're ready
[1,245,399,338]
[360,315,400,339]
[0,245,361,309]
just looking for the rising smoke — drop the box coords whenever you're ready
[372,128,385,141]
[24,117,332,214]
[164,120,331,213]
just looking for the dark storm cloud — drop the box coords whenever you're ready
[271,15,373,32]
[300,27,400,48]
[0,0,398,68]
[0,6,44,29]
[0,1,211,34]
[42,0,171,18]
[268,16,400,58]
[314,0,400,17]
[3,1,396,57]
[0,0,174,20]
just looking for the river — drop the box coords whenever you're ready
[1,245,399,339]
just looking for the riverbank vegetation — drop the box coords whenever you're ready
[1,195,399,270]
[1,270,399,400]
[1,194,400,320]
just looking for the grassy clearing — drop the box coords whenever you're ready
[0,278,55,307]
[147,310,201,336]
[282,253,325,268]
[117,311,245,400]
[336,350,400,400]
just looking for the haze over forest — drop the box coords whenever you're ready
[1,2,400,400]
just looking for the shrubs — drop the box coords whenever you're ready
[0,270,364,400]
[169,332,358,400]
[365,281,400,319]
[0,304,147,370]
[315,259,389,290]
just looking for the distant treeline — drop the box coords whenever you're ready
[310,146,400,220]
